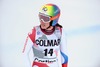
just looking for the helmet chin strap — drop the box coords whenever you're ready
[46,21,53,30]
[46,25,51,29]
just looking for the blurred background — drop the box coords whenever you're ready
[0,0,100,67]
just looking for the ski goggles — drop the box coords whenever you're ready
[39,12,60,23]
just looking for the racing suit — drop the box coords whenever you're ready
[22,26,68,67]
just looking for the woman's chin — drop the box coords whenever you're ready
[41,25,47,29]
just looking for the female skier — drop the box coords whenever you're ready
[22,3,68,67]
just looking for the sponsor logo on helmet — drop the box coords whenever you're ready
[42,6,48,12]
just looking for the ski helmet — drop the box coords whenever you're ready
[39,3,60,26]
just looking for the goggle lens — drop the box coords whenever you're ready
[39,13,50,23]
[39,12,60,23]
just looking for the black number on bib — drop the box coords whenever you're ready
[44,49,53,56]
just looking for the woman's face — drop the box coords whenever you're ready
[40,20,50,29]
[39,13,51,29]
